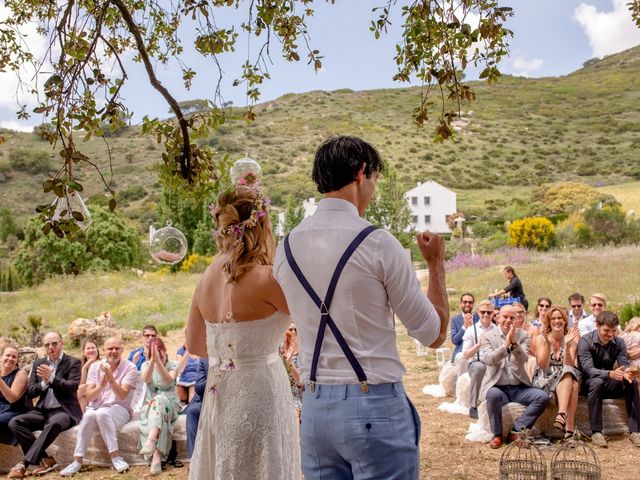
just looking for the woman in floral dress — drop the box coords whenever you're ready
[138,338,187,474]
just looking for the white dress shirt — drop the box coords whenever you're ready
[274,198,440,384]
[579,315,597,337]
[462,322,496,362]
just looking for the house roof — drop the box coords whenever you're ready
[403,179,456,197]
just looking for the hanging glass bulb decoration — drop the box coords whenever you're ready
[49,189,92,231]
[230,156,262,186]
[149,220,188,265]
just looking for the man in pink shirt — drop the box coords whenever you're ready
[60,337,139,476]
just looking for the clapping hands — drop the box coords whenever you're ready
[36,363,54,383]
[564,326,580,346]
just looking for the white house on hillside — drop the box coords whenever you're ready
[403,180,457,234]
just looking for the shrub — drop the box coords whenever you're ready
[577,204,640,246]
[157,320,184,336]
[532,182,615,214]
[8,148,51,174]
[507,217,555,251]
[119,185,147,202]
[180,253,212,273]
[619,301,640,330]
[12,206,141,285]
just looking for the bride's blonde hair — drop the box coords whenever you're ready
[213,186,275,283]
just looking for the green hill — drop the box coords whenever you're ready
[1,45,639,225]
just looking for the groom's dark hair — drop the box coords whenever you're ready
[312,136,384,194]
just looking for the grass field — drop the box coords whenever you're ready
[598,181,640,214]
[2,245,640,479]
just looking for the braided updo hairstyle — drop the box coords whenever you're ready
[213,186,275,283]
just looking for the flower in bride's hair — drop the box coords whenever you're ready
[256,210,266,219]
[231,224,245,236]
[263,197,271,207]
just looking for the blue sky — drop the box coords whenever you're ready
[1,0,639,130]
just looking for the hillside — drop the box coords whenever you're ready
[1,46,639,224]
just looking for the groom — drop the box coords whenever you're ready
[274,135,449,479]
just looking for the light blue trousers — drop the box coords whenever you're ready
[300,382,420,480]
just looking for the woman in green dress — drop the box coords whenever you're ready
[138,337,186,475]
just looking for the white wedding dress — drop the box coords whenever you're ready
[189,311,301,479]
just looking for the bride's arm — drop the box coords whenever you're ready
[186,284,208,357]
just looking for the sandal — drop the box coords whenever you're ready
[553,412,567,430]
[171,460,184,468]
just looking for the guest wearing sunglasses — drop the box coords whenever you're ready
[578,293,607,337]
[128,325,159,371]
[567,293,589,329]
[7,332,81,479]
[461,300,497,419]
[532,297,552,328]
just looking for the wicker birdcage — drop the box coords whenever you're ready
[550,432,601,480]
[499,430,547,480]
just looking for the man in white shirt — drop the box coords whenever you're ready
[568,292,589,329]
[461,299,497,419]
[274,135,448,479]
[579,293,607,337]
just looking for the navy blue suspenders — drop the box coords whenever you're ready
[283,225,378,394]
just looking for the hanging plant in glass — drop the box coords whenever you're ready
[149,220,188,265]
[40,187,92,237]
[230,156,262,186]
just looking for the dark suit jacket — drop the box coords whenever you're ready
[27,353,82,424]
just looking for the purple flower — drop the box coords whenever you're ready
[256,210,266,218]
[221,358,235,371]
[263,197,271,207]
[209,385,218,396]
[231,224,244,236]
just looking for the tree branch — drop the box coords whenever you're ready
[111,0,192,183]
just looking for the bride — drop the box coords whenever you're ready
[186,174,300,479]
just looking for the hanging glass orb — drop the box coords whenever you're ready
[50,190,92,231]
[149,221,188,265]
[230,156,262,186]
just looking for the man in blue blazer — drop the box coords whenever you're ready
[450,293,479,363]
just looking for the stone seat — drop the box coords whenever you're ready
[0,414,189,473]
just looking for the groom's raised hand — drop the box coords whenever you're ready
[416,231,445,264]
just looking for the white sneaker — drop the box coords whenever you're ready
[111,457,130,473]
[60,461,82,477]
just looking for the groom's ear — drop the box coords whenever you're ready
[354,163,366,185]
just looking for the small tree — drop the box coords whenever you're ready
[507,217,555,251]
[283,196,305,236]
[0,208,18,242]
[365,166,413,247]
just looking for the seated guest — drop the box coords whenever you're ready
[480,305,549,449]
[621,317,640,368]
[513,301,539,357]
[7,332,81,479]
[138,338,184,475]
[77,339,100,412]
[578,311,640,447]
[568,292,589,329]
[532,297,552,328]
[175,343,199,404]
[186,358,208,457]
[450,293,479,364]
[0,345,30,446]
[578,293,607,337]
[534,307,581,439]
[59,337,138,476]
[461,300,497,419]
[128,325,158,371]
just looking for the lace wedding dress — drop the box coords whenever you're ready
[189,311,301,479]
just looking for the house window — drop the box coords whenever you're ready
[411,215,418,224]
[424,196,430,205]
[411,196,418,206]
[424,215,431,224]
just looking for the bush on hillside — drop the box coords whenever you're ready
[532,182,616,214]
[180,253,212,273]
[508,217,555,251]
[8,149,51,174]
[12,206,141,285]
[575,204,640,247]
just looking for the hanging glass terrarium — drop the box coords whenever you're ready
[230,156,262,186]
[49,189,92,231]
[149,220,188,265]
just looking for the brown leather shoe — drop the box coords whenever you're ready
[32,457,58,476]
[489,435,503,449]
[7,462,26,479]
[506,432,519,444]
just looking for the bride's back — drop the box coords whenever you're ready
[194,255,283,324]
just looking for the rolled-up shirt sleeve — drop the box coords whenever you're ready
[377,233,440,347]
